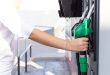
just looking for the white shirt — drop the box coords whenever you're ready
[0,0,34,61]
[0,22,14,61]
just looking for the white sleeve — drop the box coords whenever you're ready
[21,23,34,39]
[19,13,35,38]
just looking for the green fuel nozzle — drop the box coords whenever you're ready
[72,18,93,38]
[71,18,93,73]
[71,4,94,74]
[72,4,94,38]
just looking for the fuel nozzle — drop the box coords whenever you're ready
[71,4,94,75]
[72,18,93,75]
[72,4,94,38]
[72,18,93,38]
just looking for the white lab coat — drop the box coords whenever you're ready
[0,0,34,75]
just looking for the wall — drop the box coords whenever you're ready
[99,0,110,75]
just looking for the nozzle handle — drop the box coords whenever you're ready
[87,4,94,19]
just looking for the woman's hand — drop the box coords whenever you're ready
[67,37,89,52]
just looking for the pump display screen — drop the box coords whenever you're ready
[58,0,82,17]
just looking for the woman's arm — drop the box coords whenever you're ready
[29,28,88,52]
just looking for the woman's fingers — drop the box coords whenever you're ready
[81,37,89,42]
[79,41,88,46]
[68,37,89,52]
[79,45,88,51]
[78,38,89,51]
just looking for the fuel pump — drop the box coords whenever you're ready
[71,4,94,75]
[58,0,98,75]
